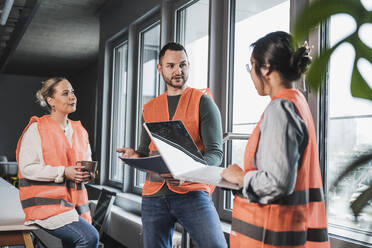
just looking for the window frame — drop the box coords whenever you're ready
[174,0,200,44]
[105,32,129,188]
[212,0,235,222]
[124,13,161,195]
[174,0,211,90]
[131,20,162,195]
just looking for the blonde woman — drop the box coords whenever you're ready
[16,77,99,248]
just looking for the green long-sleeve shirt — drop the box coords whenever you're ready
[137,93,223,196]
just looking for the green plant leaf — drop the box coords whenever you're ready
[349,34,372,100]
[368,12,372,22]
[294,0,366,43]
[306,46,335,90]
[350,184,372,217]
[294,0,372,100]
[332,152,372,189]
[350,63,372,100]
[356,33,372,61]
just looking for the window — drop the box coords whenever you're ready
[326,10,372,242]
[134,22,161,190]
[176,0,209,89]
[109,42,128,183]
[225,0,290,210]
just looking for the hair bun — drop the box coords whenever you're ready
[36,90,44,102]
[39,100,47,107]
[290,42,312,77]
[36,88,48,107]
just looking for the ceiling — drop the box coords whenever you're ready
[0,0,106,77]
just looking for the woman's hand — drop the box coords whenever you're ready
[116,147,140,158]
[64,165,91,183]
[160,173,182,186]
[221,164,245,186]
[88,169,99,182]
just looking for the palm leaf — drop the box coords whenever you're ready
[350,184,372,217]
[331,152,372,217]
[332,152,372,189]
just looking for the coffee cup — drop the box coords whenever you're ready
[76,160,98,174]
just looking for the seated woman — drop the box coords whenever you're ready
[221,31,330,247]
[16,77,99,248]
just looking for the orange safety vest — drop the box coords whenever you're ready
[142,87,215,196]
[16,115,92,223]
[231,89,329,248]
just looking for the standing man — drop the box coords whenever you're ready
[117,42,227,248]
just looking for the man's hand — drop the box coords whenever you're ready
[65,165,91,183]
[116,147,140,158]
[160,173,183,186]
[221,164,245,186]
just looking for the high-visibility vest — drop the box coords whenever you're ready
[16,115,92,223]
[231,89,329,248]
[142,87,215,196]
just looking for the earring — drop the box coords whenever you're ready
[51,105,56,112]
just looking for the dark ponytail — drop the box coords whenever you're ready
[251,31,311,86]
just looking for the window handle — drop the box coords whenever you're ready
[223,132,250,143]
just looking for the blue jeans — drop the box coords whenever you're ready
[43,216,99,248]
[141,191,227,248]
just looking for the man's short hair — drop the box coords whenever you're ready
[159,42,188,63]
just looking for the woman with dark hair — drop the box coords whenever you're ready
[221,31,330,247]
[16,77,99,248]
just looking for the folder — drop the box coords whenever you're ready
[120,120,241,190]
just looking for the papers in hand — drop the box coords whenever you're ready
[144,120,242,190]
[118,120,241,190]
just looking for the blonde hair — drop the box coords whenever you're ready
[36,77,67,112]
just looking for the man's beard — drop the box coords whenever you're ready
[162,74,188,89]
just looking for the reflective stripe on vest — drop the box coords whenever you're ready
[234,187,324,205]
[16,115,92,223]
[231,89,329,247]
[19,178,85,190]
[75,203,90,215]
[142,88,215,196]
[21,197,74,209]
[232,217,328,246]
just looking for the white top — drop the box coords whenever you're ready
[18,121,92,230]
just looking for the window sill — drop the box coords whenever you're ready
[328,224,372,247]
